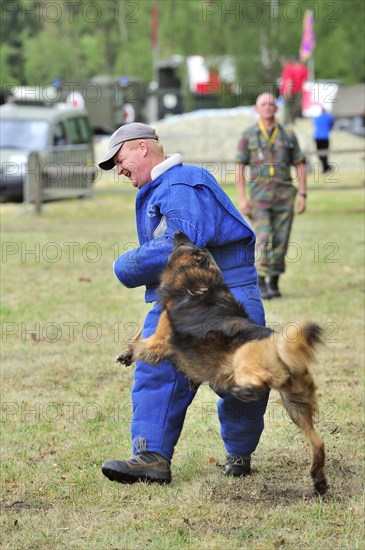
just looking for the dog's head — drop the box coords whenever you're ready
[160,232,221,298]
[159,232,251,337]
[170,232,219,276]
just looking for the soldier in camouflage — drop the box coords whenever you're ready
[235,93,307,299]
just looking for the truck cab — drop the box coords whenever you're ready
[0,87,96,202]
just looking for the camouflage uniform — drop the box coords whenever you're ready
[236,123,305,277]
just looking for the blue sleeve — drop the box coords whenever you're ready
[113,232,174,288]
[113,185,217,288]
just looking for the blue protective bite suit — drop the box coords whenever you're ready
[114,155,269,461]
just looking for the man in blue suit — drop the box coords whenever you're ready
[98,123,269,484]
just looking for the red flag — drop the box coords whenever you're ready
[300,9,315,61]
[151,4,159,50]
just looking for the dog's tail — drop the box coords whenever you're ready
[276,321,323,374]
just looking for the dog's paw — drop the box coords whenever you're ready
[230,384,269,402]
[116,346,135,367]
[313,477,328,496]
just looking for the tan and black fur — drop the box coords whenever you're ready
[117,232,328,495]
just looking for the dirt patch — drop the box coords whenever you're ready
[210,476,315,508]
[4,500,52,512]
[207,455,359,510]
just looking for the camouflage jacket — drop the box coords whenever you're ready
[236,122,305,201]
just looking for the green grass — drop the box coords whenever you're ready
[1,183,364,549]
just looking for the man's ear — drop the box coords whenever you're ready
[139,140,148,157]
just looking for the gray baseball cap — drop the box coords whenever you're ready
[98,123,159,170]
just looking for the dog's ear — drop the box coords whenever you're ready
[187,286,208,296]
[173,232,193,247]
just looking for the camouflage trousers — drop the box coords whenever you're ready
[249,198,296,277]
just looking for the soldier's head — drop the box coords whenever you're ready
[255,93,278,123]
[98,123,165,189]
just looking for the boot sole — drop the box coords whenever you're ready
[224,466,251,477]
[102,465,171,485]
[268,292,281,298]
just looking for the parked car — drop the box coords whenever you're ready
[0,90,96,202]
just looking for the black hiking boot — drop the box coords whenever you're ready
[268,275,282,298]
[224,454,251,477]
[258,276,271,300]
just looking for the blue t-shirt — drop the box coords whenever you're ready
[313,111,334,140]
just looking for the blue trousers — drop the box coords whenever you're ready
[131,282,269,462]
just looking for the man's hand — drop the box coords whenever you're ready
[239,197,251,217]
[296,195,306,214]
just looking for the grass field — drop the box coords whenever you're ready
[1,178,364,549]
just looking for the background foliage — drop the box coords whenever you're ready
[1,0,364,95]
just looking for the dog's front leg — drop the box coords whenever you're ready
[116,309,173,366]
[116,329,142,366]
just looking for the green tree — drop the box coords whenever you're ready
[0,0,42,87]
[1,0,363,98]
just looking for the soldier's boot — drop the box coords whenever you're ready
[258,276,271,300]
[268,275,282,298]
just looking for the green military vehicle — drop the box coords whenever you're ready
[59,75,151,135]
[0,87,96,202]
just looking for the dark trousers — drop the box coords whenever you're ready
[315,139,330,172]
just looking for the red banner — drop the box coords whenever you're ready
[300,9,315,61]
[151,4,159,50]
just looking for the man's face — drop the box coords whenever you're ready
[113,141,149,189]
[255,95,278,121]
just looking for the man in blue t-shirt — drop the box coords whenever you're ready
[313,107,335,173]
[98,123,269,485]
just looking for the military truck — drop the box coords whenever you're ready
[0,87,96,202]
[59,75,151,134]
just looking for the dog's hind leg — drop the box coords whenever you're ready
[229,384,269,402]
[280,374,328,495]
[232,341,275,395]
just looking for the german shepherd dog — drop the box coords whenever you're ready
[117,232,328,495]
